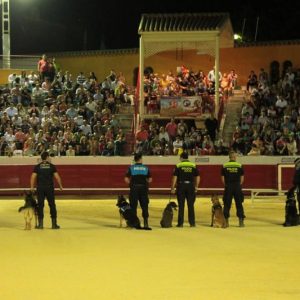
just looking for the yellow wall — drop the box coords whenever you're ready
[0,69,22,86]
[145,44,300,85]
[55,52,139,86]
[1,44,300,86]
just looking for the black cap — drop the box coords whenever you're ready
[134,152,142,162]
[180,152,188,159]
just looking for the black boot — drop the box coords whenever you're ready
[144,218,149,229]
[239,218,245,227]
[51,218,60,229]
[225,218,229,228]
[36,218,43,229]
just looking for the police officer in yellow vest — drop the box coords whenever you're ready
[221,151,245,227]
[171,152,200,227]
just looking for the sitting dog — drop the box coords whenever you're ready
[18,190,38,230]
[211,194,227,228]
[283,189,299,227]
[116,195,151,230]
[160,201,177,228]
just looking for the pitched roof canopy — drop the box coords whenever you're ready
[139,13,231,33]
[138,13,234,50]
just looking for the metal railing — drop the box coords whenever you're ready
[0,55,40,69]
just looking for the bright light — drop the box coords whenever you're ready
[234,34,242,40]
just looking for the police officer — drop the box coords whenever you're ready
[171,152,200,227]
[30,151,63,229]
[292,157,300,213]
[124,153,152,229]
[221,151,245,227]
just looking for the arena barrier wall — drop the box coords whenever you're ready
[0,156,296,196]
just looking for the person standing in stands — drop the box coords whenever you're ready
[171,152,200,227]
[124,153,152,229]
[205,113,219,142]
[30,152,63,229]
[221,151,245,227]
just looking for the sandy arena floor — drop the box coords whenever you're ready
[1,196,300,300]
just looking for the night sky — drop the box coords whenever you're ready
[5,0,300,55]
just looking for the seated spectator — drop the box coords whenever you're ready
[173,136,183,155]
[247,144,260,156]
[201,135,214,155]
[275,135,288,155]
[66,145,76,156]
[214,139,229,155]
[286,135,297,156]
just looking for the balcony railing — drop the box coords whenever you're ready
[0,55,40,69]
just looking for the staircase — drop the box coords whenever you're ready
[222,89,245,145]
[116,105,135,155]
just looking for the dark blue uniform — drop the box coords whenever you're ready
[173,160,199,226]
[125,163,151,220]
[221,160,245,219]
[292,166,300,213]
[33,161,58,219]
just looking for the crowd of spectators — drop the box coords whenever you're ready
[2,55,299,157]
[232,66,300,156]
[143,66,237,114]
[0,54,133,157]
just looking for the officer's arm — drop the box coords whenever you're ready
[221,176,225,185]
[195,175,200,192]
[54,172,63,191]
[124,176,130,184]
[30,173,37,191]
[171,176,177,194]
[240,175,244,185]
[147,177,152,183]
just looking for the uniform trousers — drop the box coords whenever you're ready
[177,183,196,226]
[129,184,149,219]
[223,184,245,219]
[37,187,57,219]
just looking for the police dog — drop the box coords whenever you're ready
[18,190,38,230]
[211,194,227,228]
[283,189,299,227]
[160,201,177,228]
[116,195,151,230]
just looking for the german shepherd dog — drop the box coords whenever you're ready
[283,189,299,227]
[211,194,227,228]
[18,191,38,230]
[160,201,177,228]
[116,195,152,230]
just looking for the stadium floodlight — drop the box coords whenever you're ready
[1,0,10,68]
[234,34,242,40]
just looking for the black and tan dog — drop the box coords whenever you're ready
[18,190,38,230]
[160,201,177,228]
[116,195,152,230]
[283,189,299,227]
[211,194,227,228]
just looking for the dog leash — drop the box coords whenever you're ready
[168,193,172,203]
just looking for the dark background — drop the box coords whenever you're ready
[4,0,300,54]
